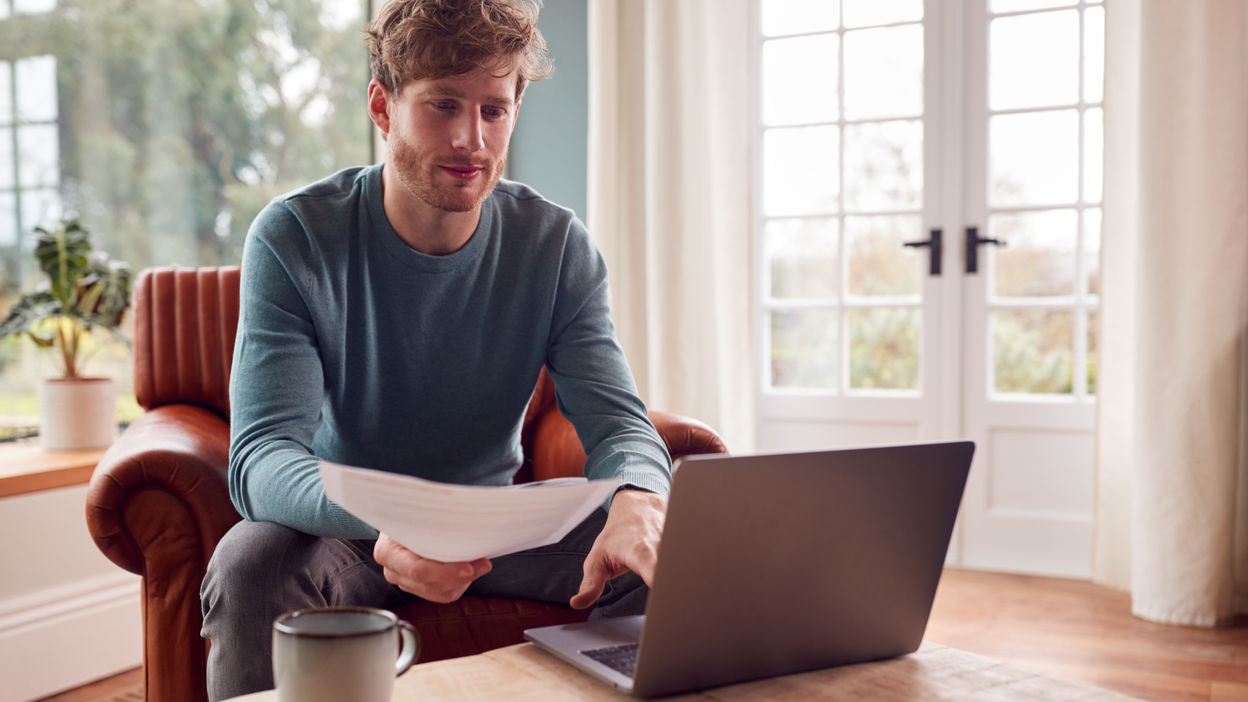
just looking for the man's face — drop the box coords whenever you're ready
[373,64,520,214]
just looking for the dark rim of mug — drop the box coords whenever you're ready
[273,606,397,638]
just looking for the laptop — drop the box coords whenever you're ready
[524,440,974,699]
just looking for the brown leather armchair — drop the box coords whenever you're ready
[85,266,727,702]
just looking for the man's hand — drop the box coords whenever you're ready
[569,488,667,610]
[374,533,492,603]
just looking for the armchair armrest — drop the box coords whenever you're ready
[529,407,728,482]
[86,403,236,702]
[87,404,237,575]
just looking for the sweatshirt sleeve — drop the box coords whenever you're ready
[228,203,377,539]
[544,220,673,500]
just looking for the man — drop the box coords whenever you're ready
[199,0,671,699]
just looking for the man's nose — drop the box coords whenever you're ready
[451,113,485,152]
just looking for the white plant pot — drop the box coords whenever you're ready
[37,377,117,450]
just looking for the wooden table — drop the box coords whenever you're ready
[229,641,1139,701]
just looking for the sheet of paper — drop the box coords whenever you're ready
[318,460,620,562]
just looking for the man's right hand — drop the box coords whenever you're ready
[374,533,492,603]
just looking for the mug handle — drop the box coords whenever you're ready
[395,620,420,677]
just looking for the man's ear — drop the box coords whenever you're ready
[367,79,392,135]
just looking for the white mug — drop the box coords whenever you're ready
[272,606,419,702]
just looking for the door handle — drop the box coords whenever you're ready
[965,226,1006,274]
[903,228,942,276]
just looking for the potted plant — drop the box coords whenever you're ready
[0,218,132,449]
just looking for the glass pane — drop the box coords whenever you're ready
[15,0,56,14]
[842,0,922,28]
[20,188,60,235]
[0,126,12,188]
[844,120,921,211]
[1084,107,1103,203]
[1084,207,1101,296]
[989,110,1078,206]
[761,0,839,37]
[0,193,16,248]
[849,307,919,389]
[1087,308,1098,395]
[0,63,11,122]
[17,123,58,187]
[1084,6,1105,103]
[763,126,839,216]
[991,210,1077,298]
[990,11,1079,111]
[993,309,1073,394]
[767,218,839,300]
[15,55,57,123]
[763,35,839,126]
[846,215,922,296]
[771,309,839,390]
[990,0,1076,12]
[843,25,923,120]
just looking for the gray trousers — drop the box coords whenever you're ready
[200,507,645,701]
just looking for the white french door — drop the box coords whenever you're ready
[754,0,1103,577]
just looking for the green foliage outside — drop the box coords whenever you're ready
[2,0,372,301]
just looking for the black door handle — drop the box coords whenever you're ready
[903,228,942,276]
[965,226,1006,274]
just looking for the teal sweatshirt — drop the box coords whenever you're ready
[228,165,671,539]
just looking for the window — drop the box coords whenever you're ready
[0,0,374,438]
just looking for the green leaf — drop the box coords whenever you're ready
[33,220,92,307]
[0,293,63,339]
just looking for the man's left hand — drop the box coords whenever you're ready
[569,488,667,610]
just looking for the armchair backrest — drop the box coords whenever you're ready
[133,267,241,419]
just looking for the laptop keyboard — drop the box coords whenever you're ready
[581,643,640,677]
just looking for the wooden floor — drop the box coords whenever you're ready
[37,568,1248,702]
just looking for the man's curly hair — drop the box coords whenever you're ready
[366,0,554,99]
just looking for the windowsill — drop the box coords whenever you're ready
[0,438,108,498]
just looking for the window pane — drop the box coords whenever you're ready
[1087,308,1098,395]
[843,25,923,120]
[766,218,839,300]
[842,0,921,28]
[15,55,57,123]
[1084,207,1101,296]
[993,309,1073,394]
[1084,6,1105,103]
[771,309,839,390]
[15,0,56,14]
[763,126,839,216]
[0,126,12,188]
[0,192,15,248]
[989,110,1079,206]
[990,0,1076,12]
[0,63,11,122]
[990,11,1079,110]
[846,215,921,296]
[762,35,838,126]
[20,188,60,235]
[844,120,922,212]
[17,123,58,187]
[991,210,1077,298]
[761,0,839,37]
[1084,107,1103,203]
[849,307,919,390]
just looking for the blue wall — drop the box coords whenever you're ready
[508,0,589,222]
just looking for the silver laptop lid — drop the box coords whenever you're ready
[631,441,973,698]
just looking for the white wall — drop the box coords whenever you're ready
[0,484,142,702]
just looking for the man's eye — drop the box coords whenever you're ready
[433,101,455,111]
[483,108,505,119]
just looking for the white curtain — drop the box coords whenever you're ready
[1094,0,1248,625]
[587,0,756,452]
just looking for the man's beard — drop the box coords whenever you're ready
[388,132,505,213]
